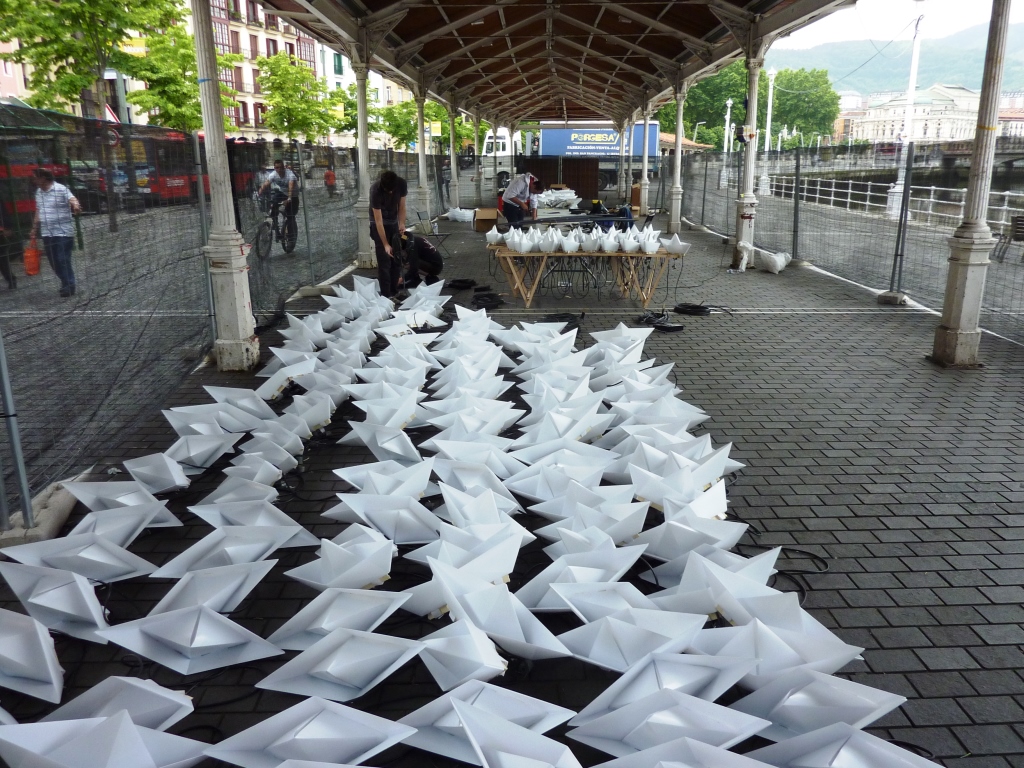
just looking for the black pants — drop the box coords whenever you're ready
[370,224,401,297]
[271,196,298,241]
[504,202,525,229]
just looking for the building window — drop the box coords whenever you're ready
[228,0,241,19]
[249,35,258,60]
[233,66,243,91]
[265,13,278,30]
[386,86,392,104]
[1,60,10,76]
[333,53,344,76]
[298,37,315,64]
[240,101,250,124]
[266,38,278,57]
[210,0,228,19]
[335,81,343,90]
[255,103,266,126]
[246,0,258,22]
[252,69,261,94]
[285,42,295,58]
[212,21,230,54]
[230,30,241,55]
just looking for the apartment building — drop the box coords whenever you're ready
[0,43,30,102]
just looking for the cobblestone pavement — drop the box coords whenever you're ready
[1,214,1023,767]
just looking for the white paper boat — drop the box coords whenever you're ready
[40,677,193,731]
[0,608,63,702]
[267,588,410,650]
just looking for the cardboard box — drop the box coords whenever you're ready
[474,207,499,232]
[549,183,568,190]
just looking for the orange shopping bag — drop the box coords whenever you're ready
[24,237,40,276]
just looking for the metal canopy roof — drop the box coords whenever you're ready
[261,0,853,123]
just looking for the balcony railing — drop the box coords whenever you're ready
[283,24,297,36]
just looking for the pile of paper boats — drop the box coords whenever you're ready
[0,274,935,768]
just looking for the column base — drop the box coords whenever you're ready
[355,198,375,269]
[215,336,260,371]
[639,180,650,216]
[929,327,983,368]
[667,187,683,234]
[731,195,758,268]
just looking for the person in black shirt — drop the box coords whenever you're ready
[369,170,408,297]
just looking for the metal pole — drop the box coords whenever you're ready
[0,327,34,528]
[889,142,915,292]
[701,151,709,227]
[0,450,10,532]
[192,132,216,346]
[296,142,315,284]
[792,147,801,262]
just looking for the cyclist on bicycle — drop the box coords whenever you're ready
[259,159,298,246]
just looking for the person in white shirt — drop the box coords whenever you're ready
[501,173,539,229]
[32,168,81,297]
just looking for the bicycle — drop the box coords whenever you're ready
[252,190,298,259]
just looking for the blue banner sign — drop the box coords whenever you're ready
[539,125,659,156]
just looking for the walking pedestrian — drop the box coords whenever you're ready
[32,168,80,297]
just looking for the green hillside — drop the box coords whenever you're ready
[765,23,1024,96]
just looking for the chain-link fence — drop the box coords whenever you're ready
[682,142,1024,345]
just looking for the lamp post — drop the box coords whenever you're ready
[693,121,706,143]
[723,98,733,156]
[887,1,925,219]
[758,69,777,196]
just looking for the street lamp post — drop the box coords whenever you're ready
[758,68,777,196]
[693,121,706,143]
[723,98,733,156]
[887,1,925,219]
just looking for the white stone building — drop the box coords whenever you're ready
[851,84,981,143]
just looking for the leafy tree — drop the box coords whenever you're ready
[378,99,418,149]
[121,24,241,132]
[768,68,840,142]
[255,52,345,141]
[0,0,182,118]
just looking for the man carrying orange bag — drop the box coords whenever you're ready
[31,167,81,298]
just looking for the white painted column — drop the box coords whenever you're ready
[474,116,482,207]
[191,0,257,370]
[668,87,686,233]
[733,58,762,267]
[625,120,634,201]
[758,68,777,196]
[640,109,651,216]
[493,121,501,197]
[719,98,733,189]
[354,63,374,268]
[448,102,461,208]
[932,0,1011,366]
[415,95,429,219]
[617,121,627,201]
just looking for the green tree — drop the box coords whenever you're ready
[0,0,182,118]
[378,99,418,149]
[255,52,344,141]
[120,24,241,132]
[767,68,840,143]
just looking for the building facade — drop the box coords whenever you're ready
[850,84,980,144]
[0,42,30,102]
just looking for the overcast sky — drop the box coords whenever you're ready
[774,0,1024,49]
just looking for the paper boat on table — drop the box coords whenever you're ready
[558,610,706,673]
[747,722,939,767]
[399,680,574,765]
[0,608,63,702]
[567,687,770,756]
[444,582,571,660]
[3,533,156,582]
[256,627,423,702]
[97,605,282,674]
[0,711,207,768]
[148,560,277,615]
[187,500,318,548]
[591,736,775,768]
[730,668,906,741]
[267,588,410,650]
[151,527,293,578]
[454,699,583,768]
[203,696,416,768]
[123,453,191,494]
[67,504,164,548]
[571,652,759,726]
[688,620,864,690]
[284,538,393,591]
[41,676,193,731]
[0,562,108,643]
[419,620,506,691]
[659,234,690,255]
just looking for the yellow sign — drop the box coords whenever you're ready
[120,37,147,56]
[427,121,442,137]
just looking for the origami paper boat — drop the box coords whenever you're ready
[746,722,940,767]
[196,477,278,506]
[0,711,207,768]
[165,433,242,475]
[236,436,299,472]
[3,533,156,583]
[547,582,658,623]
[187,500,319,548]
[150,526,293,579]
[284,538,393,591]
[399,680,574,765]
[0,562,109,643]
[62,481,174,520]
[256,628,423,702]
[515,545,648,610]
[0,608,63,702]
[97,605,282,675]
[204,385,278,420]
[267,588,410,650]
[454,699,583,768]
[203,695,415,768]
[41,676,193,731]
[591,736,775,768]
[567,687,770,756]
[123,453,191,494]
[558,610,707,673]
[730,668,906,741]
[67,504,164,548]
[570,652,760,726]
[342,421,422,465]
[149,560,277,616]
[223,455,284,485]
[419,620,507,691]
[325,494,441,545]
